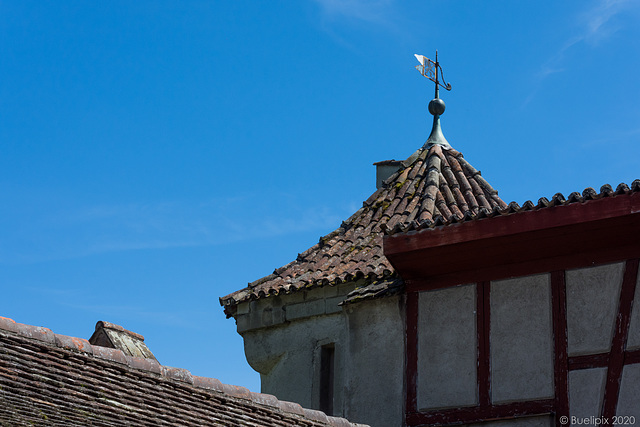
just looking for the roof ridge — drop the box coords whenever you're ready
[94,320,145,341]
[0,316,367,427]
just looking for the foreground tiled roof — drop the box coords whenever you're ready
[0,316,367,427]
[220,144,507,314]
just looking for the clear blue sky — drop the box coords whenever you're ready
[2,1,639,393]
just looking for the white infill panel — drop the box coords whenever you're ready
[617,364,640,418]
[417,284,477,410]
[566,262,624,356]
[568,368,606,421]
[491,274,554,403]
[625,270,640,350]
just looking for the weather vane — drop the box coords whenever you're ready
[414,51,452,149]
[414,51,452,98]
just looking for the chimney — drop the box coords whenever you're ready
[373,160,404,189]
[89,321,157,361]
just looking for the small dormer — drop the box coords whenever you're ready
[89,321,157,361]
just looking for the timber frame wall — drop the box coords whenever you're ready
[405,260,639,426]
[385,191,640,427]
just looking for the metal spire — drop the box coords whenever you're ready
[414,51,452,149]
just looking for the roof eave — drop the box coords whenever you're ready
[385,189,640,290]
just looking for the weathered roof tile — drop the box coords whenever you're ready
[601,184,614,195]
[54,334,93,354]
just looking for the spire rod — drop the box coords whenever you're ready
[434,50,440,100]
[414,51,452,149]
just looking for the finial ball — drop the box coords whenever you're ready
[428,98,446,116]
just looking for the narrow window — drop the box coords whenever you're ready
[319,343,335,415]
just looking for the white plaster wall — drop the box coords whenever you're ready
[242,311,346,414]
[417,284,477,410]
[343,295,405,427]
[566,262,624,356]
[490,274,554,403]
[568,368,606,421]
[625,271,640,350]
[616,363,640,418]
[234,261,636,427]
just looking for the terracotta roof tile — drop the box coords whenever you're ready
[220,145,507,314]
[0,316,367,427]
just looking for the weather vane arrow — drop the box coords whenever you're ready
[414,51,452,97]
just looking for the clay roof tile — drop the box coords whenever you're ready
[582,187,598,200]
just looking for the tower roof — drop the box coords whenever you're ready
[220,144,507,315]
[219,52,506,315]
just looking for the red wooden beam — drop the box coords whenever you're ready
[401,215,640,292]
[406,291,419,418]
[551,271,569,427]
[477,282,491,408]
[566,348,640,371]
[386,192,640,255]
[406,399,555,426]
[568,353,610,370]
[386,192,640,290]
[624,349,640,365]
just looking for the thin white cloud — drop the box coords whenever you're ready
[22,285,211,329]
[525,0,638,106]
[581,0,631,44]
[313,0,394,24]
[556,0,634,65]
[311,0,406,49]
[0,193,351,264]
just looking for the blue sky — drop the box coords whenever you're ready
[1,1,639,392]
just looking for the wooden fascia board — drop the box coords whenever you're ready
[384,192,640,289]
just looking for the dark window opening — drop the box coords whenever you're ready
[319,343,335,415]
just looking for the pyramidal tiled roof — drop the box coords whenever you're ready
[220,144,507,314]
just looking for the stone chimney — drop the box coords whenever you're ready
[89,321,157,361]
[373,160,403,189]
